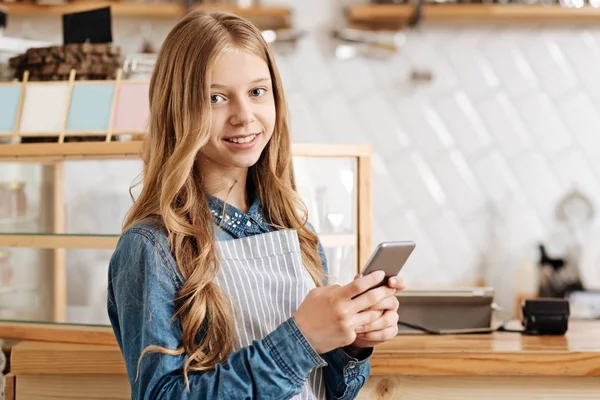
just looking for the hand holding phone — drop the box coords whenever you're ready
[358,241,415,290]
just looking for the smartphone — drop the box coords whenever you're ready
[358,241,416,289]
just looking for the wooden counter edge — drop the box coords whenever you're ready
[0,321,117,346]
[9,321,600,377]
[11,341,127,375]
[11,341,600,377]
[369,351,600,377]
[5,373,15,400]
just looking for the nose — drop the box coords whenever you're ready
[229,98,256,127]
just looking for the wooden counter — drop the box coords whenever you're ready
[6,321,600,399]
[370,320,600,377]
[359,320,600,399]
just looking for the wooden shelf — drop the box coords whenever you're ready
[0,321,117,346]
[0,233,118,249]
[0,141,372,162]
[0,141,142,162]
[0,2,291,29]
[0,232,357,250]
[347,4,600,27]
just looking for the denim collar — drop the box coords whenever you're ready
[207,193,271,236]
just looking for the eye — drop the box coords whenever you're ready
[211,94,225,104]
[250,88,267,97]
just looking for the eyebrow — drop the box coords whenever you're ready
[210,77,271,88]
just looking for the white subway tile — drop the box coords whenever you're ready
[552,150,600,207]
[371,156,407,217]
[472,150,527,206]
[287,36,336,97]
[395,96,453,158]
[552,31,600,97]
[287,92,326,143]
[377,208,441,285]
[330,57,376,99]
[385,151,446,218]
[367,54,412,92]
[433,91,493,157]
[477,92,533,157]
[519,34,578,98]
[443,40,500,98]
[273,55,299,93]
[513,92,573,157]
[557,92,600,159]
[352,92,411,159]
[402,33,459,97]
[482,34,539,98]
[312,92,367,144]
[511,151,564,220]
[431,150,486,219]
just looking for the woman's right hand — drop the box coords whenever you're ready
[292,271,397,354]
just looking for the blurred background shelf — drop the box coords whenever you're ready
[347,4,600,28]
[0,232,357,249]
[0,141,372,161]
[0,2,289,18]
[0,2,292,29]
[0,142,142,162]
[0,233,118,249]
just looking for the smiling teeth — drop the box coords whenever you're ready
[227,134,256,144]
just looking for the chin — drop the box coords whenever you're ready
[230,154,263,169]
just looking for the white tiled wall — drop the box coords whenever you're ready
[6,1,600,315]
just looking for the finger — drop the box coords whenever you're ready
[387,276,405,291]
[366,296,399,312]
[356,325,399,342]
[350,284,397,313]
[349,310,382,330]
[356,310,398,333]
[341,270,386,299]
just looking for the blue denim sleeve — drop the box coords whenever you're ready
[107,229,327,400]
[309,222,373,399]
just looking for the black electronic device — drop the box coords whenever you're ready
[521,298,570,336]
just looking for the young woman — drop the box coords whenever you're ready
[107,10,403,400]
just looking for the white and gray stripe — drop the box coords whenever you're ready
[215,229,326,400]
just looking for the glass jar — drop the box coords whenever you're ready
[0,181,27,219]
[0,250,12,287]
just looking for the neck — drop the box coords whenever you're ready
[199,159,250,212]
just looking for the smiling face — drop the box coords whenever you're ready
[199,49,276,174]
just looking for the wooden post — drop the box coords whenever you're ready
[357,151,373,273]
[52,162,66,322]
[106,69,123,143]
[58,69,77,144]
[11,70,29,144]
[37,161,66,322]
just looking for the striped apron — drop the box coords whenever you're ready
[215,229,326,400]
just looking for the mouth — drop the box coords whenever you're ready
[223,132,261,144]
[222,132,262,149]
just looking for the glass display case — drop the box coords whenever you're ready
[0,145,372,328]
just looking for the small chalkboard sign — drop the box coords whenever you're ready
[0,7,7,30]
[62,7,113,44]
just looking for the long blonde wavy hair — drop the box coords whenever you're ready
[122,10,325,386]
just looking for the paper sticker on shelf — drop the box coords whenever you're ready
[0,86,21,134]
[112,82,149,133]
[20,83,70,134]
[66,83,115,132]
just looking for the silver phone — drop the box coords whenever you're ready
[358,241,416,288]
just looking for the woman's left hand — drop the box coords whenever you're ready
[348,276,404,350]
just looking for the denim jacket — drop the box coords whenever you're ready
[107,195,372,400]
